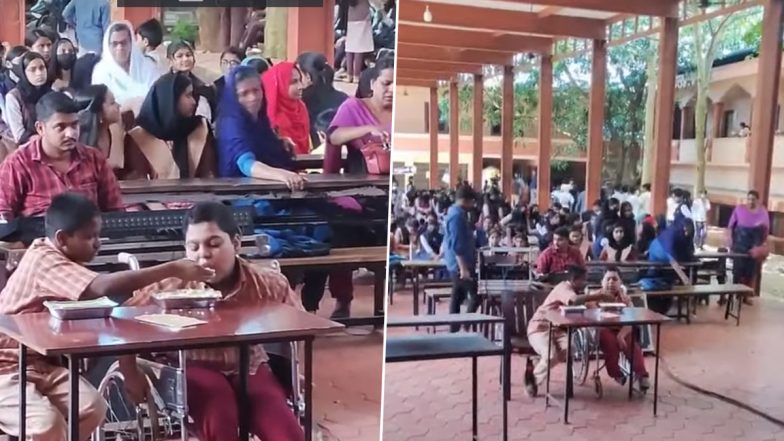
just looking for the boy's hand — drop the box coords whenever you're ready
[172,259,215,282]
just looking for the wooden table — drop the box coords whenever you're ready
[0,304,343,441]
[643,283,753,325]
[386,313,508,441]
[398,259,447,316]
[258,246,388,328]
[119,174,389,194]
[544,308,670,424]
[295,154,324,169]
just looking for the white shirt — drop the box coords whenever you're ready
[638,191,651,216]
[627,193,641,217]
[666,197,677,221]
[691,198,711,222]
[611,191,626,203]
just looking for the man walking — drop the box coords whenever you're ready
[444,184,479,332]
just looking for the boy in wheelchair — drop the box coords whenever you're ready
[525,265,614,397]
[0,193,214,441]
[120,202,306,441]
[589,267,650,391]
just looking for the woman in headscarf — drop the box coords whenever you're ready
[242,55,272,75]
[91,21,159,113]
[727,190,769,305]
[261,62,310,155]
[4,51,51,144]
[167,40,216,121]
[73,84,132,175]
[0,46,28,123]
[324,55,393,174]
[599,223,637,262]
[297,53,349,147]
[49,38,77,91]
[125,72,216,180]
[215,66,305,189]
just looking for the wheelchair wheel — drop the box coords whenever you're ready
[93,370,145,441]
[571,330,591,386]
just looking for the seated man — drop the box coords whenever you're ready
[535,226,586,279]
[591,267,650,390]
[0,92,124,219]
[524,265,613,397]
[121,202,305,441]
[0,192,213,440]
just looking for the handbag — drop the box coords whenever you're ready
[360,140,391,175]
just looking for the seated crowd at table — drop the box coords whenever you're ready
[390,176,769,399]
[0,18,395,441]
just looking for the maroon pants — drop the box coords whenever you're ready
[597,328,648,379]
[186,364,304,441]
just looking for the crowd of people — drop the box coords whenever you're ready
[391,175,770,399]
[0,14,395,441]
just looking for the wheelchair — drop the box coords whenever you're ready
[91,254,305,441]
[570,327,639,399]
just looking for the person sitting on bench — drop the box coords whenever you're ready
[524,265,614,397]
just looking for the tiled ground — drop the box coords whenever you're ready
[310,277,383,441]
[383,286,784,441]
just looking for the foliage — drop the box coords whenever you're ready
[170,20,199,45]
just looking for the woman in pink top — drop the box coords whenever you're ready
[727,190,770,304]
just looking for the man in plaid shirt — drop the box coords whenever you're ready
[0,92,124,219]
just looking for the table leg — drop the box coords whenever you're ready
[628,327,635,400]
[736,294,743,326]
[564,327,573,424]
[472,356,478,441]
[18,344,26,441]
[304,338,314,441]
[502,354,508,441]
[238,345,250,441]
[545,324,552,409]
[373,265,386,327]
[654,324,661,417]
[68,356,80,441]
[412,270,420,316]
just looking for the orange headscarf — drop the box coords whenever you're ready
[261,62,311,155]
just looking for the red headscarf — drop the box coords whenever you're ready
[261,62,311,155]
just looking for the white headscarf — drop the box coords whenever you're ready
[91,21,160,107]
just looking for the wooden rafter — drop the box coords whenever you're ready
[398,23,553,53]
[519,0,680,18]
[397,43,514,66]
[398,59,484,75]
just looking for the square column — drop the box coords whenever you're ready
[586,39,607,206]
[501,65,514,199]
[449,80,459,188]
[651,17,679,215]
[538,54,553,208]
[429,87,440,189]
[473,74,484,191]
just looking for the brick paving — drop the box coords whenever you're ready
[383,286,784,441]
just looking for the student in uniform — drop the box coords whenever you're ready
[524,265,615,397]
[120,202,306,441]
[0,192,214,440]
[0,92,124,219]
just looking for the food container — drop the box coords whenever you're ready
[559,305,586,315]
[151,289,222,310]
[44,297,118,320]
[598,302,626,311]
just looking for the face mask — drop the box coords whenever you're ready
[57,53,76,70]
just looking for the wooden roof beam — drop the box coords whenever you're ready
[520,0,679,17]
[396,78,440,88]
[398,24,553,54]
[396,69,457,81]
[538,6,563,18]
[398,59,484,75]
[398,44,514,66]
[399,3,605,40]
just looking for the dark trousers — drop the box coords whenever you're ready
[448,273,480,332]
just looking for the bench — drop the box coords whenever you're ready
[642,283,753,326]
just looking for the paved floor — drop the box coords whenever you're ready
[383,285,784,441]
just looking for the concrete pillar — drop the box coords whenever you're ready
[287,3,335,66]
[429,87,439,189]
[111,2,160,28]
[449,80,459,189]
[538,55,553,208]
[749,0,784,205]
[0,0,24,45]
[501,65,514,199]
[651,17,679,215]
[473,74,484,191]
[586,39,607,206]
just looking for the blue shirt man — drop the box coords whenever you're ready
[63,0,110,55]
[444,186,477,278]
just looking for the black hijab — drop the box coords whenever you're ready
[13,52,51,104]
[297,52,348,144]
[136,72,202,178]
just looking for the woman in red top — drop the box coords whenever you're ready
[261,62,311,155]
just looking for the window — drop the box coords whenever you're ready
[721,110,735,137]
